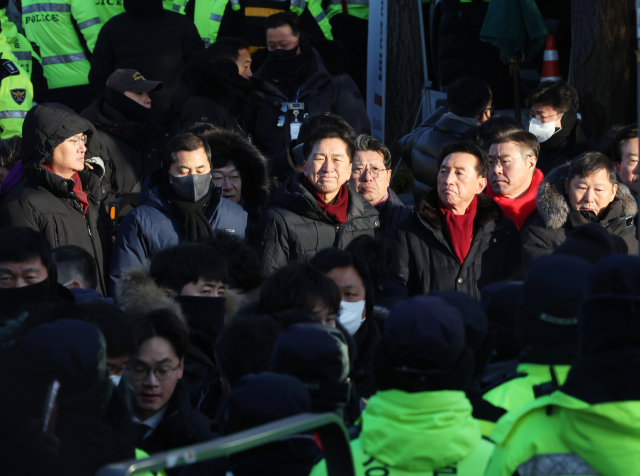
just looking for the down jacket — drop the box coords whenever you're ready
[395,190,521,299]
[253,173,380,276]
[522,164,639,265]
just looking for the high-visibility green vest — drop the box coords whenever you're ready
[326,0,368,21]
[0,9,40,79]
[172,0,217,45]
[0,32,33,138]
[94,0,125,25]
[21,0,102,89]
[290,0,333,40]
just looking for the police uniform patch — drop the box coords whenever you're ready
[1,60,19,76]
[10,89,26,105]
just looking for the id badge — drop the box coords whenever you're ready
[290,121,301,140]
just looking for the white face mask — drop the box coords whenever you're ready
[109,374,122,387]
[528,118,558,143]
[338,300,366,335]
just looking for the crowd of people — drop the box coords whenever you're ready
[0,1,639,475]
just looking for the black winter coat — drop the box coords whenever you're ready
[81,98,168,195]
[89,9,205,119]
[374,188,413,239]
[399,108,478,202]
[253,173,380,276]
[522,164,639,265]
[0,104,107,295]
[251,43,370,161]
[395,190,521,299]
[537,119,599,175]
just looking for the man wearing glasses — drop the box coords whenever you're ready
[348,134,412,238]
[525,80,597,174]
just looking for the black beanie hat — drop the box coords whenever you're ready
[372,296,474,393]
[516,254,592,347]
[228,372,311,434]
[553,222,619,264]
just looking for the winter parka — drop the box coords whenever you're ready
[374,188,413,239]
[253,173,379,276]
[395,190,521,299]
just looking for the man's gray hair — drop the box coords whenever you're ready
[353,134,392,169]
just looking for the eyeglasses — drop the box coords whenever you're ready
[352,166,388,179]
[212,173,241,186]
[488,156,531,170]
[526,111,563,122]
[66,135,88,146]
[128,363,181,381]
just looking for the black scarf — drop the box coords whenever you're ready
[267,45,312,96]
[104,87,152,124]
[540,110,579,150]
[0,277,55,321]
[159,179,215,242]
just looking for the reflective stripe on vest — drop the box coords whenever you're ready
[315,10,326,21]
[210,12,223,21]
[172,3,181,10]
[42,52,88,65]
[230,0,240,5]
[291,0,308,8]
[0,110,28,119]
[12,51,32,61]
[22,3,71,13]
[77,17,100,30]
[517,454,598,476]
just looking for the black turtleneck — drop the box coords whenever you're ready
[104,86,152,123]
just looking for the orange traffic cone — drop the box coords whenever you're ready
[540,35,562,82]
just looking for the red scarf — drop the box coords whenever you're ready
[42,163,89,215]
[439,195,478,264]
[302,177,349,224]
[486,169,544,230]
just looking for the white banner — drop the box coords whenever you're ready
[367,0,387,142]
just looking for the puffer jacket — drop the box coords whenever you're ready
[109,169,248,289]
[253,173,379,276]
[522,164,639,265]
[0,103,108,295]
[399,107,478,202]
[375,189,413,239]
[395,190,521,299]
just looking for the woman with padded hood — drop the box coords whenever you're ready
[0,103,108,295]
[522,151,638,266]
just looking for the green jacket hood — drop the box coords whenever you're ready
[0,10,17,43]
[361,390,481,472]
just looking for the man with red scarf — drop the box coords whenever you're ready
[396,141,521,298]
[254,126,379,276]
[486,131,544,232]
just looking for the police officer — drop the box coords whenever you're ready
[21,0,102,112]
[0,28,33,138]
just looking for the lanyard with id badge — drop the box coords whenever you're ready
[277,86,305,140]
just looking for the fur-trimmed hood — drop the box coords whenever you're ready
[416,188,505,231]
[205,128,270,207]
[536,164,638,230]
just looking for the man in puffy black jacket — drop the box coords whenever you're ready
[82,68,169,195]
[400,76,492,202]
[249,12,370,162]
[89,0,205,122]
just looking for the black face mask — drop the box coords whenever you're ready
[104,87,152,123]
[267,45,311,86]
[269,47,299,62]
[0,277,55,321]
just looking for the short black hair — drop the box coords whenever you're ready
[52,245,97,290]
[302,127,356,163]
[353,134,392,169]
[260,263,341,318]
[611,124,638,165]
[197,231,264,292]
[163,132,211,171]
[600,124,626,161]
[264,12,302,36]
[438,140,489,178]
[0,136,21,170]
[0,227,53,272]
[79,301,137,358]
[133,308,189,358]
[492,130,540,162]
[346,235,402,280]
[526,80,579,113]
[215,314,284,385]
[447,76,492,118]
[297,112,356,147]
[206,37,250,62]
[187,122,220,141]
[150,242,228,293]
[310,248,372,292]
[475,115,525,151]
[567,152,617,185]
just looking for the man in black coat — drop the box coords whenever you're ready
[0,103,108,295]
[253,126,379,276]
[89,0,205,123]
[82,68,168,196]
[348,134,411,238]
[249,12,370,162]
[399,76,493,202]
[396,141,520,299]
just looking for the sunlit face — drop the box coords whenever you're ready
[565,168,618,217]
[615,137,639,194]
[169,148,211,177]
[124,90,152,109]
[348,150,391,204]
[106,354,130,377]
[236,48,252,79]
[437,152,487,213]
[180,278,226,297]
[326,266,366,321]
[530,103,564,128]
[0,259,48,288]
[312,300,336,328]
[49,133,87,180]
[266,25,300,53]
[130,337,184,422]
[304,138,352,201]
[212,163,241,203]
[488,141,537,199]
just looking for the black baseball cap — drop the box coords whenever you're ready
[106,69,163,94]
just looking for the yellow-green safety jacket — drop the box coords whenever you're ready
[21,0,102,89]
[94,0,124,25]
[0,9,41,79]
[326,0,367,21]
[0,30,33,138]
